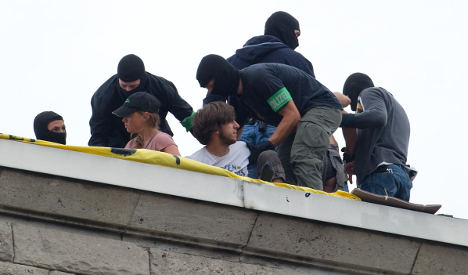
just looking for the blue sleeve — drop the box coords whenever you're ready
[340,90,387,129]
[287,51,315,77]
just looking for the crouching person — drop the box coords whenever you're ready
[189,102,285,182]
[113,91,181,156]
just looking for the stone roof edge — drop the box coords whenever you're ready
[1,138,467,247]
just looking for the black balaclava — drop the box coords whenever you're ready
[343,73,374,111]
[264,11,300,50]
[117,54,147,92]
[33,111,67,145]
[196,54,240,98]
[118,54,146,82]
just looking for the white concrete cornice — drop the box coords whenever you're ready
[1,138,467,248]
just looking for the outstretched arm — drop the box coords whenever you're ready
[333,92,351,108]
[340,90,387,129]
[164,82,194,131]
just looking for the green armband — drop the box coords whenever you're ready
[181,111,195,131]
[267,87,292,112]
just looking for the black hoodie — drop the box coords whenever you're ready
[228,35,314,76]
[204,35,314,106]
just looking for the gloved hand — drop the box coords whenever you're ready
[247,140,275,163]
[341,147,354,163]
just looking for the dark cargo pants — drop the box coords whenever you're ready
[278,107,342,190]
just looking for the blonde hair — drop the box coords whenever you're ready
[133,112,160,148]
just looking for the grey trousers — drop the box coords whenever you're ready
[277,107,342,190]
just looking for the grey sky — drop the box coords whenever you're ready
[1,0,467,218]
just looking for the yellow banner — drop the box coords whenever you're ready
[0,133,360,201]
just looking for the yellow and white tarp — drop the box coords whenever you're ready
[0,134,359,201]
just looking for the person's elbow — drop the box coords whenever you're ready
[290,107,301,126]
[279,100,301,127]
[372,112,387,128]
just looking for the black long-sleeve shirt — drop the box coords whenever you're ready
[88,72,193,148]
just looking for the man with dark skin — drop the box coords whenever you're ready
[196,54,342,190]
[341,73,414,201]
[88,54,194,148]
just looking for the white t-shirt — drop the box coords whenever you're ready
[188,141,250,177]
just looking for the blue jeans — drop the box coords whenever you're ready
[240,122,277,178]
[360,164,412,201]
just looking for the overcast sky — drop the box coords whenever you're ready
[1,0,467,218]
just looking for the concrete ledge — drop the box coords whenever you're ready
[13,222,149,275]
[0,222,13,262]
[245,213,421,274]
[148,247,345,275]
[0,261,49,275]
[1,139,468,249]
[129,193,257,248]
[411,242,468,275]
[0,168,139,227]
[1,139,468,274]
[1,166,468,274]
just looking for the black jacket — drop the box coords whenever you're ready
[88,72,193,147]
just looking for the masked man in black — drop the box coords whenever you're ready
[88,54,194,147]
[34,111,67,145]
[197,54,342,190]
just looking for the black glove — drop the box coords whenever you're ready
[247,140,275,163]
[341,147,354,163]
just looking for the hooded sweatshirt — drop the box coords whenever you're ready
[228,35,314,76]
[204,35,314,105]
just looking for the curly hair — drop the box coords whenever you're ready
[192,102,236,145]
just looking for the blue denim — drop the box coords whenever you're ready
[240,122,277,178]
[340,182,349,192]
[359,164,412,201]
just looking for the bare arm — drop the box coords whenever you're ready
[341,110,357,184]
[333,92,351,108]
[163,145,181,156]
[342,128,357,156]
[268,101,301,146]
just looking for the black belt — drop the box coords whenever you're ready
[375,165,392,173]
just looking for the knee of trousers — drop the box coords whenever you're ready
[257,150,283,171]
[290,144,328,165]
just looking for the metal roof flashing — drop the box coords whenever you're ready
[1,138,467,248]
